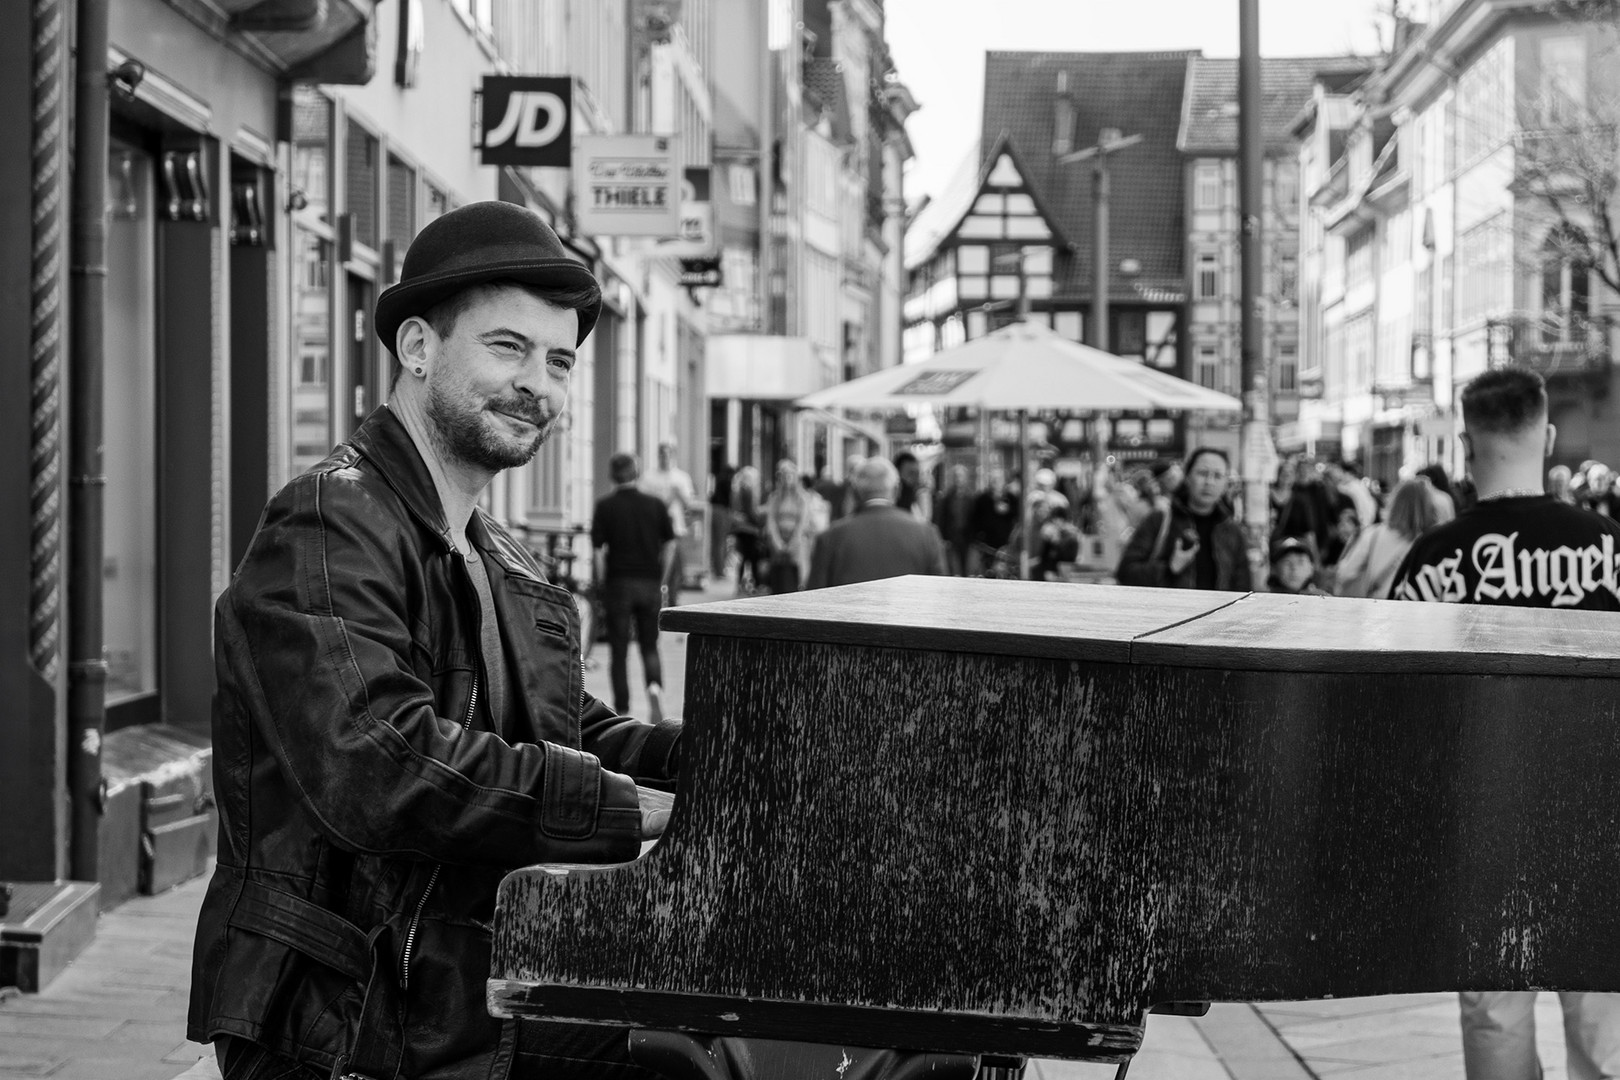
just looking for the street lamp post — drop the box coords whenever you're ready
[1060,127,1143,354]
[1238,0,1274,552]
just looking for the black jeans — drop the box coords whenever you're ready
[602,576,663,714]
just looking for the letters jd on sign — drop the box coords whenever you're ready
[479,76,572,168]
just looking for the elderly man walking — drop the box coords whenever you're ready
[806,458,945,589]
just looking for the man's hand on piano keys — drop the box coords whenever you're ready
[637,785,675,856]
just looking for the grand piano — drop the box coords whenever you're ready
[487,577,1620,1071]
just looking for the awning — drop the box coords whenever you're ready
[706,335,827,400]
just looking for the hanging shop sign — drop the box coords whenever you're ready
[677,256,722,288]
[574,134,680,236]
[479,76,572,167]
[657,167,716,257]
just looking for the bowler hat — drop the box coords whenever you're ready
[374,200,602,354]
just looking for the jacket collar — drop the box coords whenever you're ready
[348,405,459,554]
[348,406,548,583]
[1171,489,1232,523]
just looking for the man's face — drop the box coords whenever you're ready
[900,460,920,485]
[421,286,579,474]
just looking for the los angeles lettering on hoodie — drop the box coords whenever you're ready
[1390,495,1620,610]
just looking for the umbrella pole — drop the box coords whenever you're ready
[1018,409,1032,579]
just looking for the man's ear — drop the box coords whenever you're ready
[1459,431,1475,463]
[1545,422,1558,459]
[396,316,433,372]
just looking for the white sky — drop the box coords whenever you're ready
[886,0,1391,204]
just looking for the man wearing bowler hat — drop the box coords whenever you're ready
[188,201,681,1080]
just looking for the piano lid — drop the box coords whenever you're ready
[660,576,1620,677]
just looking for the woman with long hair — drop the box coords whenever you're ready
[1333,478,1441,599]
[763,458,815,593]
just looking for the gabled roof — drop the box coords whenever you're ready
[904,138,981,270]
[981,50,1199,301]
[1178,56,1374,155]
[903,131,1073,271]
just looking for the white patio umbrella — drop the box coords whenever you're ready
[797,320,1242,576]
[797,319,1242,414]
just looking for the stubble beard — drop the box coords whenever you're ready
[425,378,557,473]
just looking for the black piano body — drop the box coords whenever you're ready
[488,577,1620,1065]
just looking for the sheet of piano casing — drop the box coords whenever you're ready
[488,576,1620,1062]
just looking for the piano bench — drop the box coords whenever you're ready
[627,1030,995,1080]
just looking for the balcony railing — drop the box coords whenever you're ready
[1486,313,1614,380]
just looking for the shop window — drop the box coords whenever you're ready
[1277,343,1298,392]
[1541,224,1591,343]
[292,87,332,222]
[292,229,334,474]
[387,153,416,248]
[104,141,158,707]
[425,182,450,224]
[346,122,380,250]
[1539,36,1586,128]
[1196,346,1219,389]
[1197,251,1219,299]
[1115,310,1146,358]
[1194,162,1222,210]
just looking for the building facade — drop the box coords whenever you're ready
[1298,0,1620,485]
[704,0,915,483]
[1179,57,1375,466]
[903,51,1196,474]
[0,0,732,913]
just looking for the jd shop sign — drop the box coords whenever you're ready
[479,76,572,167]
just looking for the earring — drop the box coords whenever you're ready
[412,365,425,377]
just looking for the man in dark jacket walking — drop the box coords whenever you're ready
[188,202,680,1080]
[806,458,945,588]
[1116,447,1252,592]
[592,451,677,721]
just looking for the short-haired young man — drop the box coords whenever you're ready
[1392,368,1620,609]
[1390,367,1620,1080]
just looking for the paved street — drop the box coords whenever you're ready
[0,575,1581,1079]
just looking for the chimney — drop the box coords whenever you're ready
[1053,70,1073,156]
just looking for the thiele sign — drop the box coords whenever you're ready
[574,135,680,237]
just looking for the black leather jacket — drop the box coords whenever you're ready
[188,407,680,1078]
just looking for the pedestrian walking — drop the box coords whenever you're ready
[806,458,946,588]
[1332,478,1437,598]
[1390,368,1620,1080]
[188,201,680,1080]
[932,464,976,576]
[1116,447,1252,592]
[729,465,766,594]
[763,458,815,593]
[969,470,1020,572]
[592,451,677,722]
[708,461,736,577]
[641,440,696,606]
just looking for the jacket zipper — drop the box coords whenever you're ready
[573,594,587,720]
[400,675,478,992]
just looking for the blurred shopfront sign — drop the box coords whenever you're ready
[574,134,680,237]
[658,167,715,257]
